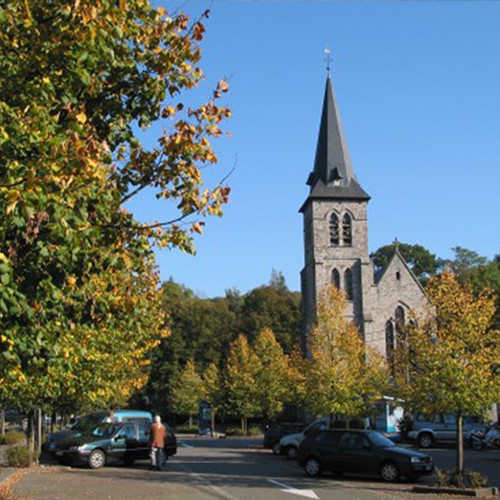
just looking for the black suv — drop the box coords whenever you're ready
[54,421,177,469]
[298,429,433,482]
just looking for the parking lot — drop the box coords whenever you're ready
[2,437,499,500]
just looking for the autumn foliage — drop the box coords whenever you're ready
[0,0,230,414]
[304,286,389,421]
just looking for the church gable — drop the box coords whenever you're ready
[373,250,427,319]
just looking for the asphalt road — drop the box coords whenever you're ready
[9,437,500,500]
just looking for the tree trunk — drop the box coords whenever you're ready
[0,408,5,435]
[27,411,35,466]
[211,412,216,437]
[456,411,464,487]
[35,409,42,465]
[189,415,193,428]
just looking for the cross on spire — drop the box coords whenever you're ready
[324,47,331,74]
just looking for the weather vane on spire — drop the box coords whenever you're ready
[324,46,332,74]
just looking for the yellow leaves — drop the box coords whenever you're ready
[76,112,87,124]
[66,276,77,289]
[191,222,204,234]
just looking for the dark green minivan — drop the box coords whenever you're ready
[54,421,177,469]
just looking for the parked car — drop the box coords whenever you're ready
[54,421,177,469]
[279,417,330,460]
[45,410,153,455]
[407,413,483,448]
[263,423,307,455]
[298,429,433,481]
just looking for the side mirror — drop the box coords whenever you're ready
[115,434,126,441]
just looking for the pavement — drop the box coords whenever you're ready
[1,439,500,500]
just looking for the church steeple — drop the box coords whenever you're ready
[303,75,370,205]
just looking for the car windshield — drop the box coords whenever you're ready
[368,431,396,448]
[89,424,121,438]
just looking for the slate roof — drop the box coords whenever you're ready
[300,75,370,212]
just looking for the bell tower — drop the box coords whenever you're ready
[300,73,372,340]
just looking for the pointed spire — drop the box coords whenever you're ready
[309,75,357,187]
[303,73,370,204]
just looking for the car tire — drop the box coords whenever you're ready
[470,438,485,451]
[417,433,434,449]
[304,457,322,477]
[272,443,282,455]
[88,449,106,469]
[380,461,400,482]
[285,445,298,460]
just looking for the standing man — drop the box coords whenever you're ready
[146,415,167,470]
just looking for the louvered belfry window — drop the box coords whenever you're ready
[329,213,339,246]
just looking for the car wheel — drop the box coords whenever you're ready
[304,457,322,477]
[88,449,106,469]
[285,446,298,460]
[272,443,282,455]
[417,433,434,449]
[470,438,485,451]
[380,462,400,482]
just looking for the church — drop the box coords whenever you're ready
[300,73,427,360]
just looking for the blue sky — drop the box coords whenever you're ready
[129,1,500,298]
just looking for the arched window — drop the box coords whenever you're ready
[342,213,352,246]
[395,306,405,330]
[331,268,340,289]
[385,321,395,363]
[395,306,405,343]
[329,213,339,246]
[344,268,353,300]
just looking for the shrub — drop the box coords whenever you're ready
[435,467,489,488]
[247,426,262,436]
[5,446,32,468]
[0,431,25,446]
[224,427,246,436]
[396,415,414,440]
[174,425,199,434]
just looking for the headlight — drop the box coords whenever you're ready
[69,445,86,451]
[411,456,423,463]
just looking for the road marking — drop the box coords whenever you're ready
[174,461,238,500]
[268,479,319,499]
[179,442,193,447]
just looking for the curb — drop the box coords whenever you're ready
[412,485,499,498]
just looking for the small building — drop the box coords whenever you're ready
[300,73,427,359]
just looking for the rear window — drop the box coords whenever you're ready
[71,412,108,432]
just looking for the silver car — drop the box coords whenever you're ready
[407,413,483,448]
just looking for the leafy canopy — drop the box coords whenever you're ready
[0,0,230,412]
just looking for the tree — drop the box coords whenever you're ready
[393,271,499,484]
[253,328,291,422]
[449,247,489,277]
[224,334,260,432]
[0,0,230,427]
[450,248,500,330]
[146,281,238,416]
[371,243,442,285]
[169,360,205,427]
[304,286,389,423]
[240,284,301,353]
[202,362,223,433]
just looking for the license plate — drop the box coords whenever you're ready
[55,451,63,456]
[425,464,432,470]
